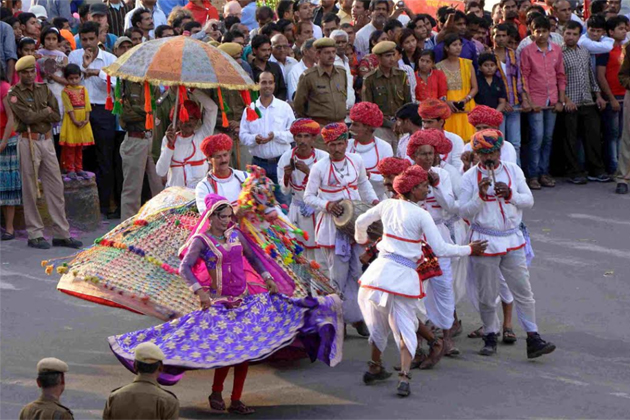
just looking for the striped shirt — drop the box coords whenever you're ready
[493,47,523,106]
[107,1,130,37]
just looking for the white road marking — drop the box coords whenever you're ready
[567,213,630,227]
[0,280,18,290]
[531,233,630,260]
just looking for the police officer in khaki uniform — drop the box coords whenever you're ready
[8,56,82,250]
[362,41,412,153]
[19,358,74,420]
[103,342,179,420]
[294,37,348,150]
[214,42,251,170]
[119,81,164,221]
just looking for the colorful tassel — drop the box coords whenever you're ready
[105,75,113,110]
[144,81,154,130]
[217,87,229,128]
[112,79,123,115]
[178,86,189,122]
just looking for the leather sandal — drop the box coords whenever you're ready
[467,326,484,338]
[502,328,517,345]
[208,393,226,411]
[228,401,255,415]
[419,338,444,370]
[363,360,392,385]
[396,372,411,397]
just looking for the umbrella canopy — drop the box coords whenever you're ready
[103,36,258,91]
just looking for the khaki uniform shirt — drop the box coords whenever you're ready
[102,374,179,420]
[294,65,348,125]
[8,83,61,134]
[362,67,412,122]
[19,395,74,420]
[121,81,160,133]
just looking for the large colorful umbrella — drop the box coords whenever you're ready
[103,35,258,90]
[102,36,259,130]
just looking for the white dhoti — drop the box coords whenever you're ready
[358,287,421,354]
[321,243,364,323]
[424,256,455,330]
[447,218,469,304]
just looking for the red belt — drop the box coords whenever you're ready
[128,131,152,138]
[170,159,206,185]
[319,185,358,194]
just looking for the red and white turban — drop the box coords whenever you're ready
[201,134,233,158]
[349,102,384,128]
[406,128,452,158]
[290,118,321,136]
[468,105,503,128]
[377,157,411,178]
[393,165,428,195]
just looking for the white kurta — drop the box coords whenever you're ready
[195,168,249,212]
[277,147,329,250]
[155,90,217,189]
[442,130,465,174]
[397,133,411,159]
[459,162,534,256]
[347,137,393,201]
[304,153,378,248]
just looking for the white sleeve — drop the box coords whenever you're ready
[420,210,471,258]
[356,157,378,203]
[458,170,484,219]
[380,140,394,159]
[191,89,218,138]
[155,136,173,178]
[345,65,355,110]
[239,107,257,147]
[274,104,295,145]
[304,163,328,211]
[277,150,292,195]
[506,165,534,210]
[578,35,614,54]
[431,170,457,214]
[287,67,299,102]
[195,179,212,213]
[355,202,383,245]
[446,133,464,173]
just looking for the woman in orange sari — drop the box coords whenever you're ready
[436,34,478,142]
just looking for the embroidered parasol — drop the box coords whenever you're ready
[102,36,259,129]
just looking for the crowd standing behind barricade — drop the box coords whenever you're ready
[0,0,628,416]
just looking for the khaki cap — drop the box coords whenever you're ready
[372,40,397,55]
[37,358,68,374]
[134,342,165,364]
[218,42,243,58]
[15,56,36,72]
[313,38,336,49]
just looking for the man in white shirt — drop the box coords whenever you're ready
[287,38,317,101]
[68,21,119,217]
[129,7,155,41]
[124,0,167,39]
[417,99,465,174]
[330,29,356,112]
[196,134,248,211]
[460,129,556,360]
[269,34,298,79]
[394,103,422,160]
[240,71,295,205]
[354,0,390,60]
[347,102,393,200]
[304,122,379,336]
[295,0,323,39]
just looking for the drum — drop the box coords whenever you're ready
[333,200,383,241]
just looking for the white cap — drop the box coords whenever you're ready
[29,5,48,19]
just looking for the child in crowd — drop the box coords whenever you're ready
[475,53,507,113]
[37,27,67,141]
[578,14,613,69]
[414,50,447,102]
[12,37,43,85]
[520,16,566,190]
[59,64,94,180]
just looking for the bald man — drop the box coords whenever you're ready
[269,33,298,79]
[224,1,243,18]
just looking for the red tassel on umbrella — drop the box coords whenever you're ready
[178,85,189,122]
[144,81,154,130]
[241,91,258,121]
[217,87,229,128]
[105,75,113,111]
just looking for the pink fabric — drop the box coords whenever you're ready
[0,81,14,136]
[520,42,566,107]
[11,62,44,86]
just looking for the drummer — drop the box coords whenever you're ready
[347,102,394,201]
[304,122,379,337]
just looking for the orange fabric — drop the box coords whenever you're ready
[61,145,84,172]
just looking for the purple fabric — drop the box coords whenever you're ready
[108,294,344,385]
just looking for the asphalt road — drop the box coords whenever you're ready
[2,182,630,419]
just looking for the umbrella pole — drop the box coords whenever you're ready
[172,85,179,130]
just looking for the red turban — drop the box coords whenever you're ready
[393,165,428,195]
[349,102,383,128]
[407,129,452,158]
[201,134,233,158]
[417,98,451,120]
[169,100,201,121]
[290,118,321,136]
[468,105,503,128]
[471,129,504,154]
[321,122,348,144]
[377,157,411,178]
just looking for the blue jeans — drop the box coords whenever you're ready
[527,109,557,178]
[500,108,522,166]
[601,95,624,174]
[252,156,290,206]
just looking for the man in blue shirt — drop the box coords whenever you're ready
[433,9,479,70]
[158,0,188,17]
[0,21,17,82]
[239,0,258,31]
[75,3,118,52]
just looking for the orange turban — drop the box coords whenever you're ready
[468,105,503,128]
[417,98,451,120]
[201,134,233,158]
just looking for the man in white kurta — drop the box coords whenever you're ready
[460,129,556,359]
[304,123,378,332]
[277,119,329,262]
[155,90,218,188]
[348,102,394,200]
[195,134,248,212]
[418,98,465,174]
[355,164,476,396]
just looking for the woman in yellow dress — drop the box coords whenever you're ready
[435,34,478,143]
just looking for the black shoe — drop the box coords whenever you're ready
[52,238,83,249]
[616,183,628,194]
[587,174,613,183]
[567,176,587,185]
[352,321,370,337]
[396,373,411,397]
[1,232,15,241]
[363,362,392,385]
[28,237,51,249]
[479,333,498,356]
[106,209,121,220]
[526,332,556,359]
